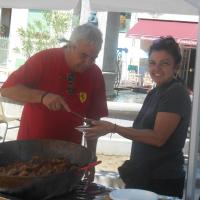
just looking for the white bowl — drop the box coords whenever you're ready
[109,189,158,200]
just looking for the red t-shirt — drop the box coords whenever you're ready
[2,48,108,144]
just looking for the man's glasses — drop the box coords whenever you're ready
[74,45,97,64]
[67,72,75,95]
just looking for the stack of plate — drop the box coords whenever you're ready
[109,189,158,200]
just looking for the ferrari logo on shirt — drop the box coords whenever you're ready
[79,92,87,103]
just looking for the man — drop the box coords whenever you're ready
[0,23,108,181]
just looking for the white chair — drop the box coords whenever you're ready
[0,101,22,142]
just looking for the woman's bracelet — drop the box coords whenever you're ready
[110,123,117,139]
[40,92,49,104]
[113,123,117,132]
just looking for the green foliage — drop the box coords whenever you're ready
[0,24,8,36]
[16,10,72,58]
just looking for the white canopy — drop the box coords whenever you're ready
[90,0,198,15]
[0,0,79,10]
[0,0,199,15]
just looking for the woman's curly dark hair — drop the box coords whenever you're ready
[149,36,182,65]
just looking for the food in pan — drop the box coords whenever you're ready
[0,156,73,177]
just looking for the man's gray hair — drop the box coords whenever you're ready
[69,23,103,50]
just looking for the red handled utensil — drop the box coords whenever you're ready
[79,160,102,171]
[70,111,92,125]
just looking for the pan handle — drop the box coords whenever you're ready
[79,160,102,171]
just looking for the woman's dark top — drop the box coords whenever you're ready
[119,79,191,185]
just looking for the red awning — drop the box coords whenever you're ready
[127,19,198,46]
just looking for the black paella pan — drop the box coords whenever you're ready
[0,139,93,199]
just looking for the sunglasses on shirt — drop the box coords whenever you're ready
[67,72,75,95]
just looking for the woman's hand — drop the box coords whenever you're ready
[84,120,115,139]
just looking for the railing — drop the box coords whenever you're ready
[0,36,9,65]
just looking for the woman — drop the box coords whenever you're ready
[84,36,191,198]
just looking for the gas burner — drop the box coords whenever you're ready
[0,181,111,200]
[53,181,111,200]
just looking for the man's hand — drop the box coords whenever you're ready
[41,92,70,111]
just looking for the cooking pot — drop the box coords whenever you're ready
[0,139,93,199]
